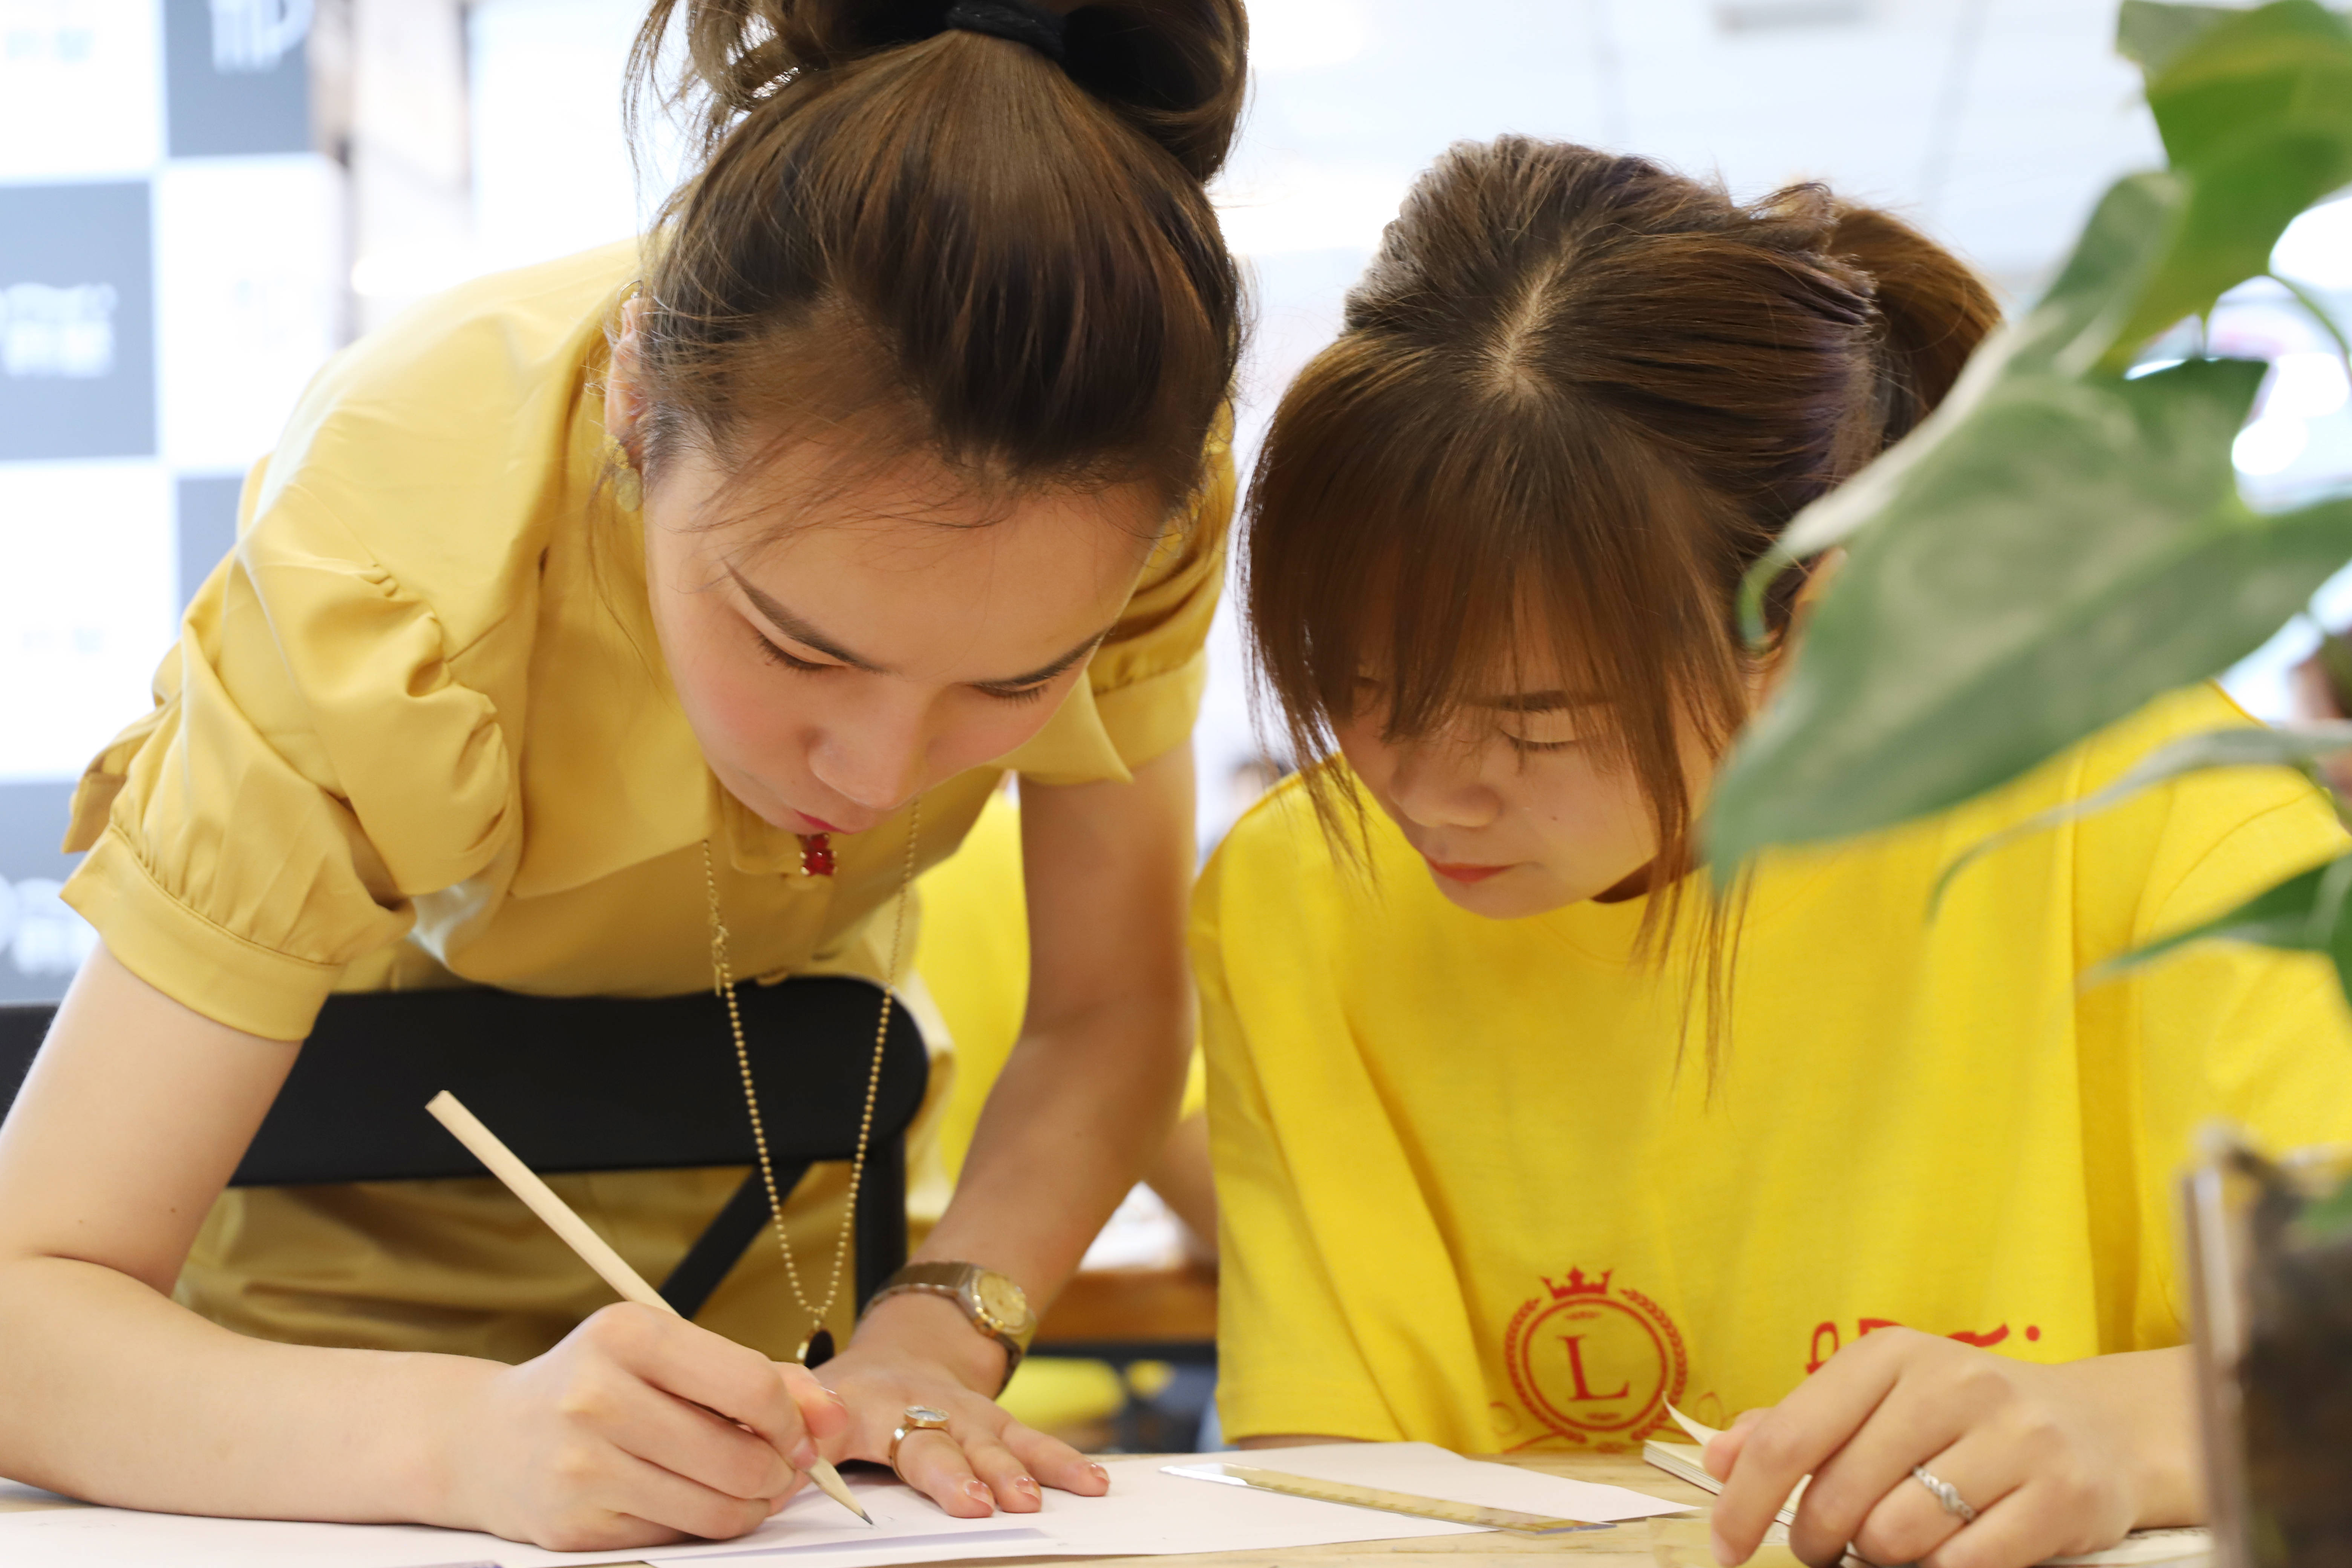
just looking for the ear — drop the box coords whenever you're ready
[1754,547,1847,705]
[604,294,652,464]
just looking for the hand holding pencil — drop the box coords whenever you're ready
[424,1090,873,1543]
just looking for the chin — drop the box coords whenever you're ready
[1427,868,1578,920]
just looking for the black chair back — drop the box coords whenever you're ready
[0,976,927,1322]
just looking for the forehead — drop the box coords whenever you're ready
[681,436,1164,678]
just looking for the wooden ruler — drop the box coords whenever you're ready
[1163,1461,1608,1537]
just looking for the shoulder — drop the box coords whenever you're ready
[240,244,639,648]
[1199,774,1332,903]
[288,242,639,449]
[1193,771,1372,964]
[1976,683,2349,940]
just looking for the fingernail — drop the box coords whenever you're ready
[1711,1527,1737,1566]
[791,1441,819,1470]
[824,1386,848,1407]
[1012,1476,1039,1496]
[1088,1463,1108,1483]
[964,1479,994,1507]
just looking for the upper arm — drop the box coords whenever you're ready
[0,943,298,1293]
[1017,744,1197,1025]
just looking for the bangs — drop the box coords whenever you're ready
[1244,336,1745,777]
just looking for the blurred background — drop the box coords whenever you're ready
[3,0,2349,1453]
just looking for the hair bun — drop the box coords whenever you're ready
[644,2,1247,184]
[1061,1,1248,183]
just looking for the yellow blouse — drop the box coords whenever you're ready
[59,243,1233,1361]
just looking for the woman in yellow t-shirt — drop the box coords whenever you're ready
[0,0,1243,1550]
[1199,138,2352,1568]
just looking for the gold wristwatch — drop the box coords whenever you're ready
[870,1262,1038,1384]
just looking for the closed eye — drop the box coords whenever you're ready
[972,680,1054,706]
[753,630,842,674]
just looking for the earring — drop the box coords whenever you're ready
[605,435,643,511]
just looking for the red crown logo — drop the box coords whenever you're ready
[1542,1267,1613,1300]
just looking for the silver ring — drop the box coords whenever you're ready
[1911,1464,1978,1524]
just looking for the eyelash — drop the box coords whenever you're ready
[753,631,1054,704]
[754,633,832,674]
[1505,734,1578,755]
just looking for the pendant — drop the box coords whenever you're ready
[798,1327,836,1367]
[797,833,835,877]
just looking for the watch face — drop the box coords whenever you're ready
[974,1272,1028,1329]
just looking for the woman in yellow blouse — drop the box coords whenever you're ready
[0,0,1243,1551]
[1198,138,2352,1568]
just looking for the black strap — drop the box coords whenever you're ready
[658,1161,809,1320]
[944,0,1067,62]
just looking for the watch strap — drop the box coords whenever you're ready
[870,1262,1035,1387]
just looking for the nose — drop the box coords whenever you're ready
[1384,740,1500,831]
[807,700,929,819]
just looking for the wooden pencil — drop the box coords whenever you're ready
[425,1090,874,1527]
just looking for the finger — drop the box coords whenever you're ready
[596,1444,778,1543]
[587,1307,819,1470]
[1710,1335,1911,1564]
[1919,1481,2073,1568]
[1788,1389,1971,1566]
[780,1361,853,1448]
[1707,1406,1770,1478]
[597,1376,801,1503]
[895,1426,997,1518]
[1842,1438,2009,1568]
[998,1414,1110,1496]
[957,1428,1043,1513]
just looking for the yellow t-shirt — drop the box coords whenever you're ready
[1193,684,2352,1453]
[58,243,1233,1362]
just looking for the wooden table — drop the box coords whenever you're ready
[1032,1261,1219,1352]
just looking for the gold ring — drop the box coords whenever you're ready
[889,1404,952,1482]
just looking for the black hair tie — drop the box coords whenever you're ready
[944,0,1067,63]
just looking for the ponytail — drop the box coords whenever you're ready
[1826,201,2001,448]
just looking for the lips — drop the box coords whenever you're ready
[1424,858,1512,885]
[791,808,848,835]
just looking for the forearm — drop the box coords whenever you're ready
[920,985,1192,1299]
[0,1252,485,1521]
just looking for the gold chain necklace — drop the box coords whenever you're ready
[700,799,921,1366]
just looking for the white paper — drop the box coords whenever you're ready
[0,1442,1687,1568]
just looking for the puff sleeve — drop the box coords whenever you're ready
[61,475,522,1042]
[1083,419,1235,772]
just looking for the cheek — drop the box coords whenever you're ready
[932,680,1085,770]
[1329,720,1396,792]
[1518,753,1658,862]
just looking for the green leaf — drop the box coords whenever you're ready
[2116,2,2239,77]
[2104,2,2352,366]
[1932,722,2352,910]
[1709,373,2352,867]
[2090,851,2352,994]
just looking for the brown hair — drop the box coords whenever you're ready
[1243,138,1999,1063]
[623,0,1246,510]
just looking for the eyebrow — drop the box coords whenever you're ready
[729,565,1114,691]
